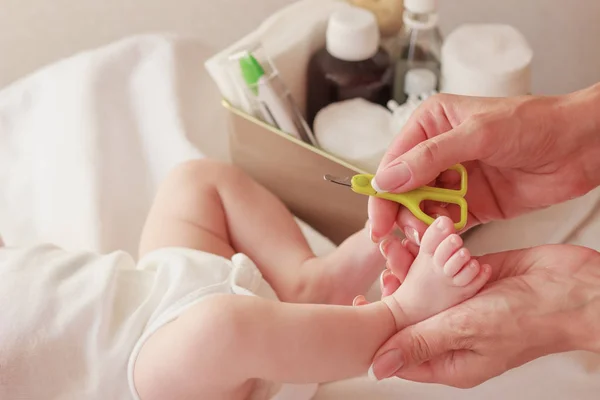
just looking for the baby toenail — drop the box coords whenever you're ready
[370,225,381,243]
[404,227,421,246]
[450,235,460,245]
[435,218,450,231]
[379,239,391,259]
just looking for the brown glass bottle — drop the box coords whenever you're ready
[305,7,393,128]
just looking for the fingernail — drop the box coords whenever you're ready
[370,225,380,243]
[379,238,391,259]
[404,227,421,246]
[368,364,378,381]
[483,264,492,276]
[380,270,396,293]
[353,295,366,306]
[371,177,387,194]
[382,269,395,283]
[370,349,404,380]
[376,162,412,192]
[379,270,387,290]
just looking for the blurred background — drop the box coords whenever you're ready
[0,0,598,94]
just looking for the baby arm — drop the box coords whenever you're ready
[134,294,396,400]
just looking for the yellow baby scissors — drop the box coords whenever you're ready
[324,164,469,231]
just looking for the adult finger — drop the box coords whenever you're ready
[370,309,466,380]
[368,197,398,242]
[390,351,491,389]
[402,239,420,258]
[396,204,452,245]
[373,126,482,194]
[380,270,401,297]
[371,95,453,238]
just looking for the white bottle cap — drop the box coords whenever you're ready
[404,0,437,13]
[326,7,380,62]
[404,68,437,96]
[441,24,533,97]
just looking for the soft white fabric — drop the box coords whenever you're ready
[1,34,600,399]
[0,244,316,400]
[0,35,204,255]
[0,34,333,258]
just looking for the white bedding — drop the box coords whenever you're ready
[1,35,600,399]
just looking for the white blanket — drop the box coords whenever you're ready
[1,35,600,399]
[0,34,332,258]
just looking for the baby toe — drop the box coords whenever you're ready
[383,238,414,282]
[419,216,456,255]
[453,259,481,287]
[433,234,463,268]
[468,263,492,292]
[443,247,471,277]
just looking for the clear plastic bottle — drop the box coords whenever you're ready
[349,0,405,57]
[392,0,443,104]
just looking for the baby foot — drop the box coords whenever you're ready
[308,224,391,305]
[383,217,491,328]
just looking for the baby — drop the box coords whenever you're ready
[0,160,490,400]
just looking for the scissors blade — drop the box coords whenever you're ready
[324,174,352,188]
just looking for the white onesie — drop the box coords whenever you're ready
[0,244,318,400]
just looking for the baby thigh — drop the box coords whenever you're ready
[132,294,258,400]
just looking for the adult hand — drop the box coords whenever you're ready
[368,244,600,388]
[368,84,600,243]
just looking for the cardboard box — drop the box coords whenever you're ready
[224,100,369,245]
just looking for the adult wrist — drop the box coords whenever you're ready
[553,83,600,191]
[559,250,600,354]
[558,83,600,139]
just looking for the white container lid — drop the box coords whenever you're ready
[326,7,380,62]
[441,24,533,97]
[404,0,437,13]
[405,68,438,96]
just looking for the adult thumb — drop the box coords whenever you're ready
[373,127,478,193]
[369,316,457,380]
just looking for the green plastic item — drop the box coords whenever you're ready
[351,164,469,231]
[239,53,265,95]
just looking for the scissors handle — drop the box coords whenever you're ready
[351,164,469,231]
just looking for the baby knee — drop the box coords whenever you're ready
[168,159,245,190]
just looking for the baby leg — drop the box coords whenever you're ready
[134,294,397,400]
[134,215,489,400]
[135,225,491,400]
[140,160,384,304]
